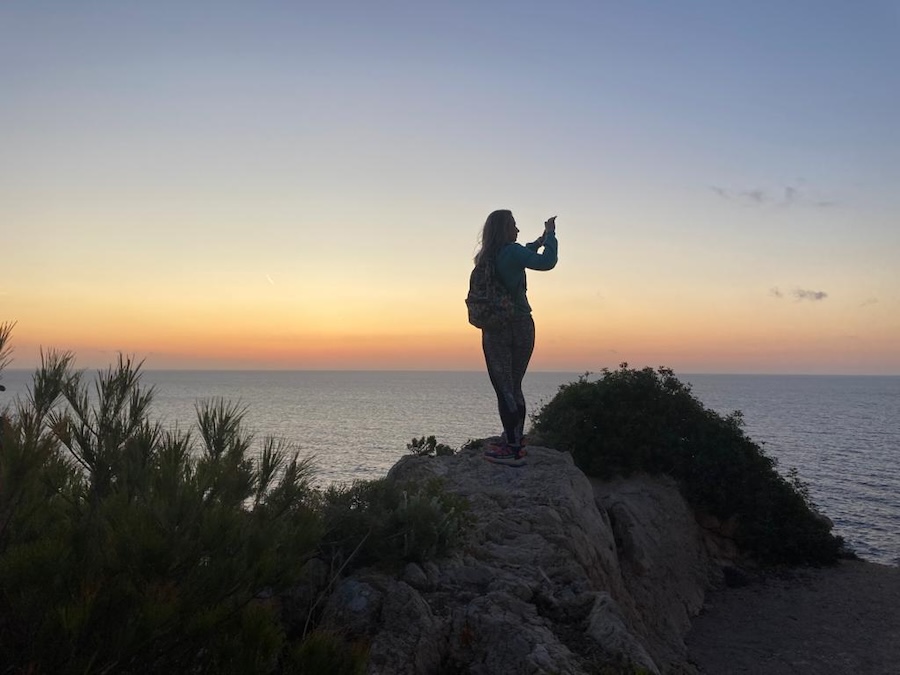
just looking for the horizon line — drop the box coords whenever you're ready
[3,367,899,378]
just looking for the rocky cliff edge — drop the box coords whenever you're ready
[318,446,723,674]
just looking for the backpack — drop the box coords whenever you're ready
[465,257,517,329]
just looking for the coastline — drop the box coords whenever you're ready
[686,559,900,674]
[1,368,898,566]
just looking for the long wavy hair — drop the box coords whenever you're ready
[474,209,514,266]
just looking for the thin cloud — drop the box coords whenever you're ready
[859,297,878,308]
[710,182,837,209]
[742,189,765,204]
[793,289,828,301]
[711,186,772,206]
[770,287,829,301]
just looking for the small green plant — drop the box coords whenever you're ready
[318,477,471,571]
[407,434,455,457]
[284,629,369,674]
[531,364,843,566]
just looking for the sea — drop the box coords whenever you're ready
[1,369,897,567]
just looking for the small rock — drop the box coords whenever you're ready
[402,562,429,590]
[321,579,383,637]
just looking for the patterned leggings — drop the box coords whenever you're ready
[481,315,536,446]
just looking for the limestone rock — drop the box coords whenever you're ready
[595,474,714,671]
[322,578,384,637]
[317,446,717,674]
[366,580,447,675]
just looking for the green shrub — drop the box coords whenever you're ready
[0,322,471,672]
[318,477,471,571]
[407,434,455,457]
[530,365,843,566]
[0,347,322,673]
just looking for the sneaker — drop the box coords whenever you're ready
[483,442,527,467]
[501,431,530,449]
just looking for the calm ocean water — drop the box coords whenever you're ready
[2,369,898,567]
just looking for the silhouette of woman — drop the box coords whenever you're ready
[474,210,558,466]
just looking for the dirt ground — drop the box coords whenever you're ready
[685,560,900,675]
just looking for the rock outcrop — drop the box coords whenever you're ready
[318,446,719,674]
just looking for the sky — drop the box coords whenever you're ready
[2,1,899,374]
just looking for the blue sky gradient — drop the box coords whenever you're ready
[2,2,898,373]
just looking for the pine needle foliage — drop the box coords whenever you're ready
[0,323,471,673]
[0,346,321,673]
[0,321,13,378]
[530,364,843,566]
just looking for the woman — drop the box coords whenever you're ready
[474,209,558,466]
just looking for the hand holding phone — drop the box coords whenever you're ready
[544,216,557,234]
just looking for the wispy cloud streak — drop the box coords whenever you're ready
[710,181,836,209]
[793,289,828,301]
[770,287,829,302]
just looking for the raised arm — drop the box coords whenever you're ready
[510,231,558,271]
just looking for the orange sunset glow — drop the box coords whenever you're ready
[3,4,898,375]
